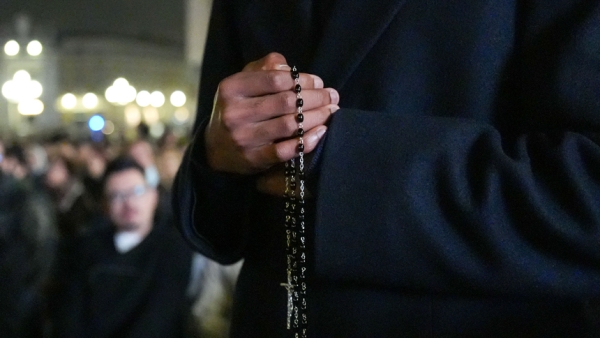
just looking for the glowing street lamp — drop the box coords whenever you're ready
[26,40,42,56]
[4,40,19,56]
[170,91,186,107]
[2,70,43,103]
[150,91,165,108]
[105,78,136,105]
[61,93,77,110]
[136,90,151,107]
[82,93,99,110]
[17,99,44,116]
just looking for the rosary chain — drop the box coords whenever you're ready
[282,66,308,338]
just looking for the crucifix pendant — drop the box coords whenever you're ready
[280,270,295,329]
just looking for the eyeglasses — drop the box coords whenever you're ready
[107,184,149,204]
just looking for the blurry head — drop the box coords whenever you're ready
[128,140,155,168]
[26,143,48,175]
[45,155,76,190]
[2,144,29,180]
[103,157,158,236]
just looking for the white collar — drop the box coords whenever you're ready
[113,231,144,253]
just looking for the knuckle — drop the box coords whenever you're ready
[220,107,238,129]
[266,71,287,91]
[282,115,297,134]
[278,91,295,111]
[265,52,284,65]
[230,130,247,148]
[217,79,234,99]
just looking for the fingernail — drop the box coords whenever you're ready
[311,76,324,89]
[329,105,340,114]
[327,89,339,104]
[277,64,291,70]
[317,126,327,139]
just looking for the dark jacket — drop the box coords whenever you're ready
[0,174,56,338]
[54,219,193,338]
[174,1,600,336]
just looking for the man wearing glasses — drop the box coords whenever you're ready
[52,157,193,337]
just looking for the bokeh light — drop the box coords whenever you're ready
[150,91,165,108]
[136,90,151,107]
[88,115,105,131]
[82,93,99,110]
[26,40,43,56]
[4,40,19,56]
[61,93,77,110]
[17,99,44,116]
[170,91,186,107]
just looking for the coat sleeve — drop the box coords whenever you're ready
[312,110,600,299]
[173,0,250,264]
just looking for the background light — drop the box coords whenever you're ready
[149,122,165,138]
[173,107,190,124]
[102,120,115,135]
[88,115,105,131]
[105,78,136,105]
[4,40,19,56]
[150,91,165,108]
[17,99,44,116]
[113,78,129,87]
[125,105,141,127]
[2,71,43,103]
[82,93,99,109]
[61,93,77,110]
[136,90,151,107]
[13,70,31,83]
[143,106,160,124]
[170,91,186,107]
[26,40,42,56]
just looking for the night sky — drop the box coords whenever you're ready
[0,0,184,46]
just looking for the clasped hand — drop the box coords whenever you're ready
[204,53,340,195]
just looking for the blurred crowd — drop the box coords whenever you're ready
[0,125,240,338]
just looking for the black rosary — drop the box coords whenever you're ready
[281,66,308,338]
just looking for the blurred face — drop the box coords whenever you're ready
[45,159,69,189]
[105,168,157,234]
[128,141,154,168]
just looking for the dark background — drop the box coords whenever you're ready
[0,0,184,46]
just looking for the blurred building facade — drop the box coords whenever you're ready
[0,0,213,141]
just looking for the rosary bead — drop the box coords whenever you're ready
[292,70,299,79]
[295,84,302,93]
[298,128,304,136]
[298,143,304,152]
[296,113,304,123]
[296,98,304,108]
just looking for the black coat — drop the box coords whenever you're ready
[174,1,600,336]
[54,221,193,338]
